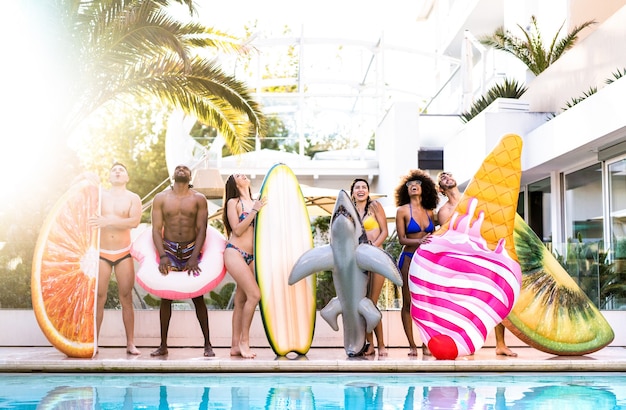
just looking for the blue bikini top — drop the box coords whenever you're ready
[239,200,254,225]
[406,203,434,234]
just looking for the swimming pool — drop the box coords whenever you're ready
[1,373,624,409]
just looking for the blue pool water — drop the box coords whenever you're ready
[0,373,624,409]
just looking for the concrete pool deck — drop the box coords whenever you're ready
[1,346,626,373]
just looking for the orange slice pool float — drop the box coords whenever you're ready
[38,386,96,410]
[31,178,100,358]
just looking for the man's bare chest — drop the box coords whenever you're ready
[162,196,197,218]
[101,192,132,217]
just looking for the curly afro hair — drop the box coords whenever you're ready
[394,169,439,210]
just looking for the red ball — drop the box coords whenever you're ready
[428,335,459,360]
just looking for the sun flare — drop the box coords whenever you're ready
[1,2,73,203]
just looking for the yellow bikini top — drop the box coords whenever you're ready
[362,213,380,232]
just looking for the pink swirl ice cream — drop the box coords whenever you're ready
[409,197,522,358]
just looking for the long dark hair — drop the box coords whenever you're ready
[222,174,253,237]
[394,169,439,210]
[350,178,372,217]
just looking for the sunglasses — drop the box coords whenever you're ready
[406,180,422,187]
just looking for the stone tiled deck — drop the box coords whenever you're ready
[1,346,625,373]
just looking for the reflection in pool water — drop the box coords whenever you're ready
[1,373,624,409]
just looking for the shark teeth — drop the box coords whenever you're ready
[333,205,355,225]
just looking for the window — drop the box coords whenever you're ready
[606,158,626,309]
[563,163,603,306]
[528,178,551,242]
[564,164,603,244]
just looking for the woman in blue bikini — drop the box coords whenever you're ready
[223,173,266,359]
[394,169,439,356]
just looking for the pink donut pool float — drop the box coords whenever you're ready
[131,226,226,300]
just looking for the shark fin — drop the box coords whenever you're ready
[320,297,342,331]
[288,245,333,285]
[355,244,403,286]
[358,298,382,333]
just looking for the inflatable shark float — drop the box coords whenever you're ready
[289,190,403,356]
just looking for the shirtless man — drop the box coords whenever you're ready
[436,171,518,357]
[150,164,215,358]
[89,163,142,355]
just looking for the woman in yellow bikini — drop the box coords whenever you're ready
[350,178,389,356]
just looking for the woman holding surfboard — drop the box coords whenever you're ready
[223,174,266,359]
[350,178,389,356]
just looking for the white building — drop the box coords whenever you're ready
[191,0,626,338]
[425,0,626,315]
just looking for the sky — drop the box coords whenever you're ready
[193,0,428,42]
[1,2,71,201]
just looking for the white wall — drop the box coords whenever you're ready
[522,76,626,174]
[443,106,548,184]
[520,5,626,113]
[376,102,421,208]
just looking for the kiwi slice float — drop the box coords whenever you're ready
[504,214,614,355]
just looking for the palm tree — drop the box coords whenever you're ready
[54,0,265,154]
[480,16,595,76]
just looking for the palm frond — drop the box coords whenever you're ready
[546,20,566,65]
[83,0,194,69]
[561,86,597,111]
[60,0,265,154]
[548,85,598,120]
[605,68,626,85]
[480,16,595,76]
[167,0,196,15]
[551,19,596,62]
[94,53,265,154]
[460,78,527,123]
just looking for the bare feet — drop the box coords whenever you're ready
[150,346,168,357]
[238,342,256,359]
[204,346,215,357]
[422,344,432,356]
[496,346,518,357]
[364,343,375,356]
[378,347,388,357]
[408,347,419,356]
[126,345,141,356]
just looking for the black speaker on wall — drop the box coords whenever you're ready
[417,149,443,170]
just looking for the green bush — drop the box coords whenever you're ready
[207,283,236,309]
